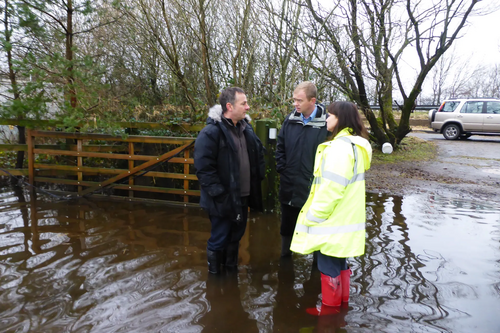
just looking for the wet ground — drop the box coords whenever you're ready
[1,187,499,333]
[367,132,500,203]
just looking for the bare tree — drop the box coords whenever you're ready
[484,64,500,98]
[256,0,303,113]
[301,0,390,144]
[167,0,219,105]
[391,0,485,143]
[295,0,484,147]
[429,52,454,104]
[122,0,199,112]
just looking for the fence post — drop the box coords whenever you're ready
[77,139,83,194]
[183,149,190,203]
[27,128,34,186]
[255,119,278,212]
[128,142,134,199]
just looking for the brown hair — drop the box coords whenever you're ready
[327,102,369,139]
[294,81,317,100]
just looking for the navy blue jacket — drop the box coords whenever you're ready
[194,105,265,220]
[276,103,330,207]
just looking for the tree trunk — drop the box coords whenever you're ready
[232,0,251,88]
[3,0,25,169]
[66,0,77,109]
[198,0,216,105]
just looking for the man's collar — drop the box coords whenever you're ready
[222,115,237,126]
[300,105,318,121]
[222,115,246,128]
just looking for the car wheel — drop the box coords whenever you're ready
[442,124,461,140]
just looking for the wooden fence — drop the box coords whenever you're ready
[1,128,200,205]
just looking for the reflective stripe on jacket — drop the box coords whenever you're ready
[290,128,372,257]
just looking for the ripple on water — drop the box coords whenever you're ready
[0,189,499,333]
[72,268,206,333]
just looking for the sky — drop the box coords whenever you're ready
[452,6,500,67]
[313,0,500,101]
[394,3,500,101]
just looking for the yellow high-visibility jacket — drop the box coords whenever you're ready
[290,128,372,257]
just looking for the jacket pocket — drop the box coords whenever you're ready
[214,192,233,217]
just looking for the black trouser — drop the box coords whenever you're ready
[317,251,347,278]
[207,196,249,251]
[280,203,302,236]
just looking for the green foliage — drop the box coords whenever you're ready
[0,0,122,134]
[0,81,49,121]
[0,151,19,169]
[138,128,198,138]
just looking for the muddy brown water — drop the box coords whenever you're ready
[0,187,499,333]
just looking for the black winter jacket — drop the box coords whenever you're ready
[276,103,330,207]
[194,105,266,220]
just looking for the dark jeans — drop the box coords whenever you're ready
[317,251,347,278]
[207,196,249,251]
[280,203,302,237]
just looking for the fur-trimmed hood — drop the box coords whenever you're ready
[207,104,252,123]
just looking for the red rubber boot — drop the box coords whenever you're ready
[321,273,342,306]
[306,273,342,316]
[340,268,352,303]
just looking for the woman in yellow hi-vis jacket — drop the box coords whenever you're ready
[290,101,372,316]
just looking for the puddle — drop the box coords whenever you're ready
[0,188,499,332]
[484,168,500,175]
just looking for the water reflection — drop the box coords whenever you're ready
[200,272,258,333]
[0,188,499,332]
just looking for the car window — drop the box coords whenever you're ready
[461,101,483,114]
[486,101,500,114]
[440,101,460,112]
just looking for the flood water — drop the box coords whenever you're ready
[0,187,499,333]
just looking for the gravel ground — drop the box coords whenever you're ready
[366,132,500,203]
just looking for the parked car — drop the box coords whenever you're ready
[428,98,500,140]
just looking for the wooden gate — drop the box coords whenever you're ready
[20,129,199,204]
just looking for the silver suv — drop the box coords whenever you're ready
[428,98,500,140]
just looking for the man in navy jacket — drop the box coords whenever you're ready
[276,81,330,256]
[194,87,265,274]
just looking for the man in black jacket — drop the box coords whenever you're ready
[276,81,330,256]
[194,87,265,274]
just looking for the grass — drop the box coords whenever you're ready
[370,110,430,120]
[392,110,429,120]
[372,136,437,165]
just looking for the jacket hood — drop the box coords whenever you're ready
[348,135,372,171]
[207,104,252,123]
[324,128,372,171]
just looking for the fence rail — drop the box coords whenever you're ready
[1,128,199,205]
[0,118,205,132]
